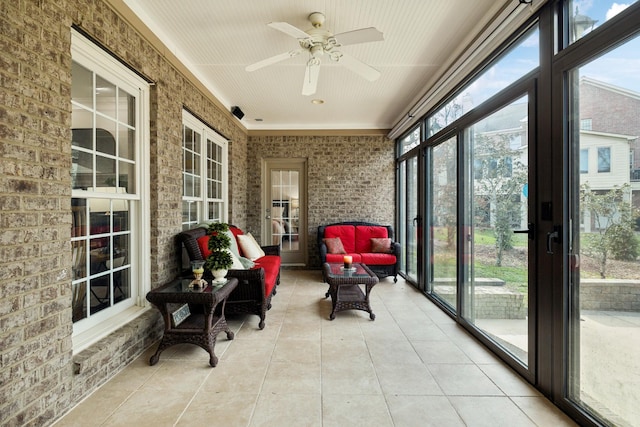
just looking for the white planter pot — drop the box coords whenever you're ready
[211,269,228,283]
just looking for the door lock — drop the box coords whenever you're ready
[546,225,561,254]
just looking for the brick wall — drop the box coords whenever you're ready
[247,134,396,267]
[0,0,248,425]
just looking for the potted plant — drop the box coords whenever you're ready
[204,222,233,282]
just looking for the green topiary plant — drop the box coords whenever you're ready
[204,222,233,272]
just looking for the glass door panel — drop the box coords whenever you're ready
[429,137,457,309]
[405,156,419,283]
[567,34,640,426]
[463,96,531,367]
[264,159,306,265]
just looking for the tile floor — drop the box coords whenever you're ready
[54,270,578,427]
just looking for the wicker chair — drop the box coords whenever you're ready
[177,226,280,329]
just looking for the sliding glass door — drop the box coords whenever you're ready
[398,129,421,284]
[428,137,458,310]
[462,95,533,369]
[565,31,640,427]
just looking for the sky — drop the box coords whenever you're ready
[574,1,640,94]
[458,1,640,110]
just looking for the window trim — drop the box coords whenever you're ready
[71,30,151,353]
[181,110,229,227]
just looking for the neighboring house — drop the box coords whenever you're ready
[580,77,640,209]
[579,130,635,232]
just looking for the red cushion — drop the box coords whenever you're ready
[253,255,280,296]
[324,225,356,253]
[197,235,211,258]
[326,253,361,263]
[355,226,388,253]
[360,252,396,265]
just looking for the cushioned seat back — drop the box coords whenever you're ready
[178,227,208,261]
[355,225,388,253]
[324,225,356,253]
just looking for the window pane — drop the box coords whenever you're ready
[118,127,135,160]
[118,87,135,127]
[428,25,538,136]
[71,62,93,108]
[567,0,638,44]
[597,147,611,172]
[95,119,117,155]
[464,96,530,367]
[429,137,457,310]
[400,127,420,154]
[568,33,640,427]
[96,75,117,118]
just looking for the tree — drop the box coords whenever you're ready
[473,133,528,266]
[580,183,639,278]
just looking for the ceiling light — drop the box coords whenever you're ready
[311,99,324,105]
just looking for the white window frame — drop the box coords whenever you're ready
[182,110,228,227]
[71,30,151,353]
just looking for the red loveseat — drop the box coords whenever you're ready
[178,225,280,329]
[318,221,400,282]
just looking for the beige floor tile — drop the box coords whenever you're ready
[322,394,393,427]
[139,359,213,392]
[412,340,473,364]
[367,338,423,366]
[101,388,194,427]
[322,355,382,395]
[477,363,540,396]
[176,392,258,427]
[261,360,321,394]
[385,395,465,427]
[511,396,579,426]
[448,396,536,427]
[250,393,322,427]
[322,339,370,361]
[375,361,444,395]
[54,271,580,427]
[201,359,268,393]
[271,337,321,364]
[53,388,134,427]
[220,337,276,363]
[429,364,504,396]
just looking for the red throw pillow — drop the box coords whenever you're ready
[197,235,211,257]
[370,237,392,253]
[323,237,346,254]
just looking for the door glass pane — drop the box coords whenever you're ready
[464,96,530,366]
[271,170,299,252]
[405,156,419,282]
[429,137,457,309]
[568,34,640,427]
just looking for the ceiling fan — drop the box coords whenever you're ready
[246,12,384,96]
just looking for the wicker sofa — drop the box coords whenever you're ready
[177,226,280,329]
[318,221,400,282]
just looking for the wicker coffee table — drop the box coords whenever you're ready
[146,277,238,367]
[323,262,379,320]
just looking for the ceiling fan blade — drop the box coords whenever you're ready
[245,49,301,72]
[302,61,320,96]
[334,27,384,46]
[268,22,311,40]
[338,53,380,81]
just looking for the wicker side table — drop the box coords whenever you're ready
[146,277,238,367]
[323,262,379,320]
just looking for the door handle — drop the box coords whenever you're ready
[546,225,561,254]
[513,223,534,240]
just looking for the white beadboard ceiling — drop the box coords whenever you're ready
[122,0,510,131]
